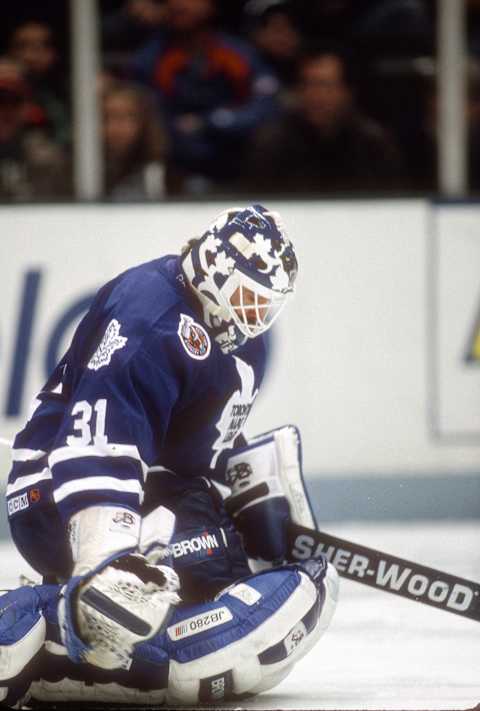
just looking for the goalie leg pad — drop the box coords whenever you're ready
[0,585,57,708]
[0,558,338,706]
[163,556,338,704]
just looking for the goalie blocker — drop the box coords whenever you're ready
[224,425,317,564]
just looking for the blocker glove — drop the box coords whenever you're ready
[225,426,317,564]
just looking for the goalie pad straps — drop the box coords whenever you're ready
[225,426,316,527]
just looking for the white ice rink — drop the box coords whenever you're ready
[0,520,479,710]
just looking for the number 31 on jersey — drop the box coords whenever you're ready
[66,398,108,447]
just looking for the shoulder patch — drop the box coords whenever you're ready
[177,313,211,360]
[87,319,128,371]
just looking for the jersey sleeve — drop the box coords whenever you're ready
[47,331,187,524]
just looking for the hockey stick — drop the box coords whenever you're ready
[286,522,480,622]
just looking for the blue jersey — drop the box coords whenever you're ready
[7,256,268,525]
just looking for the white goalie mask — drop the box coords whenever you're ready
[181,204,298,353]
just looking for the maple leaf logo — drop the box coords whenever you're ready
[210,356,258,468]
[87,319,128,371]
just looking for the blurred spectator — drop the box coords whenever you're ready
[102,0,167,73]
[8,20,70,146]
[243,0,303,95]
[102,81,168,200]
[241,49,404,194]
[0,56,69,202]
[97,67,121,98]
[290,1,433,134]
[131,0,280,194]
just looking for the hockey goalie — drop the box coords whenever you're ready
[1,205,338,706]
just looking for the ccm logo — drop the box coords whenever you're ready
[7,492,29,516]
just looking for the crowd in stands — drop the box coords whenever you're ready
[1,0,480,201]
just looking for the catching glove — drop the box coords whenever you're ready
[58,506,180,670]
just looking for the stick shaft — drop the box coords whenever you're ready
[287,523,480,622]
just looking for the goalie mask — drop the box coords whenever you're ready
[181,204,298,353]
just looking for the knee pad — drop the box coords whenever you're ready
[163,561,338,704]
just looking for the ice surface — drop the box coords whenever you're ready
[0,521,478,710]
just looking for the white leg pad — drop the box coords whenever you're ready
[166,564,338,704]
